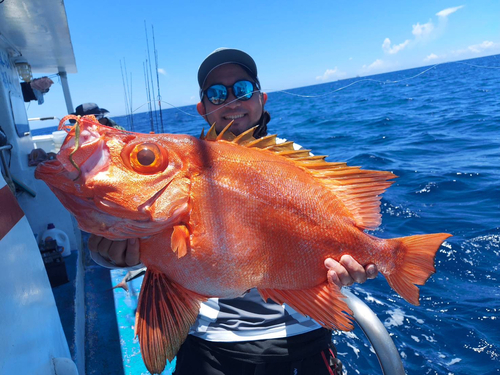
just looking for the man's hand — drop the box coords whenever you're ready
[325,255,378,288]
[88,234,141,267]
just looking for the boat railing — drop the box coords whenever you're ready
[343,289,406,375]
[29,116,64,153]
[0,144,13,182]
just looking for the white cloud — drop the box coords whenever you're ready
[382,38,410,54]
[412,21,434,38]
[367,59,384,69]
[452,41,500,56]
[424,53,439,62]
[359,59,400,75]
[436,5,464,18]
[158,68,167,76]
[467,41,495,53]
[315,67,347,81]
[361,59,386,73]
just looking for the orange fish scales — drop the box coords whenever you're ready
[34,117,452,375]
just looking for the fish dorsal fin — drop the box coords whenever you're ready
[311,166,396,230]
[204,130,396,230]
[204,123,218,141]
[216,121,236,141]
[233,126,259,145]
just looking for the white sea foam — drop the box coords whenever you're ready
[384,308,405,328]
[385,308,424,329]
[363,292,385,306]
[446,358,462,366]
[346,342,360,358]
[422,334,437,343]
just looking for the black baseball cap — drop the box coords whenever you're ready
[73,103,109,117]
[198,48,258,89]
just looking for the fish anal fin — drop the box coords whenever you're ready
[385,233,452,305]
[135,270,206,374]
[171,224,190,258]
[258,283,354,331]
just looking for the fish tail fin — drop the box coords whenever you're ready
[258,283,354,331]
[135,269,206,374]
[385,233,452,306]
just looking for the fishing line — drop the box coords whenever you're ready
[269,64,440,99]
[129,60,500,120]
[454,61,500,69]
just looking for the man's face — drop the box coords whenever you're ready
[197,64,266,135]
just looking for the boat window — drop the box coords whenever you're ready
[8,91,30,137]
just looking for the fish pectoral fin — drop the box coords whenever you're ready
[258,283,354,331]
[171,224,190,258]
[135,269,206,374]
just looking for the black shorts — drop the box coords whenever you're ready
[173,328,342,375]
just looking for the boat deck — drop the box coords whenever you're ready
[51,233,175,375]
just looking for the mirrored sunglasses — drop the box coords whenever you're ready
[201,80,259,105]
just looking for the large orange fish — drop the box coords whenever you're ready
[36,115,451,374]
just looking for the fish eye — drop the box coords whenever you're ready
[137,148,156,166]
[129,143,168,174]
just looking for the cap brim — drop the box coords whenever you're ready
[198,48,258,88]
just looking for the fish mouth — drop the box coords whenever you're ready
[36,158,179,239]
[35,158,87,192]
[35,159,64,177]
[47,184,170,239]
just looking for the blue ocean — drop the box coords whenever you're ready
[55,54,500,374]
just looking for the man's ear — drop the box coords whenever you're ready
[262,92,268,105]
[196,102,206,116]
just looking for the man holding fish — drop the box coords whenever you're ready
[89,48,378,375]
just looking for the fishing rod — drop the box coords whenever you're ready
[119,60,129,130]
[144,21,159,132]
[152,25,165,133]
[143,61,155,133]
[120,59,134,131]
[129,71,133,131]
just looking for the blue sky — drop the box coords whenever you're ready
[26,0,500,121]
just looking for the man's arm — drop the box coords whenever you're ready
[88,235,378,288]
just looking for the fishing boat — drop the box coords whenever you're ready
[0,1,405,374]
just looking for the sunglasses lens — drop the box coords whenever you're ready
[206,85,227,105]
[233,80,254,101]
